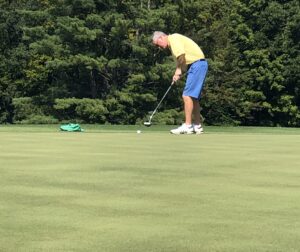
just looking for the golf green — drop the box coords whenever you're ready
[0,125,300,252]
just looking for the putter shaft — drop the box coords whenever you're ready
[145,81,174,125]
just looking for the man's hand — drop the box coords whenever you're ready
[173,73,181,82]
[173,67,182,82]
[173,54,186,82]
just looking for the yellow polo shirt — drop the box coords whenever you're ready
[168,33,205,65]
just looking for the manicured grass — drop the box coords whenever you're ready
[1,125,300,252]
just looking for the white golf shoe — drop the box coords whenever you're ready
[170,124,194,135]
[193,124,204,134]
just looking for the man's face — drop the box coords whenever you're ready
[153,36,168,49]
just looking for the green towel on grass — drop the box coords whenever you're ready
[60,123,84,132]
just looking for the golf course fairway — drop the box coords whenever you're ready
[0,125,300,252]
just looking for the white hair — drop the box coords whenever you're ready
[152,31,166,42]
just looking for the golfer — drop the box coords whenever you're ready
[152,31,208,134]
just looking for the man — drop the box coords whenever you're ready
[152,31,208,134]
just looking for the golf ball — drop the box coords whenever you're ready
[137,130,141,134]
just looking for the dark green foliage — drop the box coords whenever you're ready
[54,98,107,123]
[12,97,57,124]
[228,0,300,126]
[149,109,184,125]
[0,86,13,123]
[0,0,299,126]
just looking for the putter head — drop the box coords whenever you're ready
[143,121,152,127]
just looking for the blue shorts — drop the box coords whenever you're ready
[183,59,208,99]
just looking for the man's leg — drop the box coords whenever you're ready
[192,98,204,134]
[170,95,194,134]
[183,95,193,125]
[192,99,202,125]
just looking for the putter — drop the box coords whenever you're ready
[144,81,175,127]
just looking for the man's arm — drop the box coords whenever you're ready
[173,54,187,82]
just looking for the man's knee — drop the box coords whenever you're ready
[182,95,191,100]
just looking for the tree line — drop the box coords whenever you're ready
[0,0,299,126]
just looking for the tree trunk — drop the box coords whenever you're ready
[90,70,97,98]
